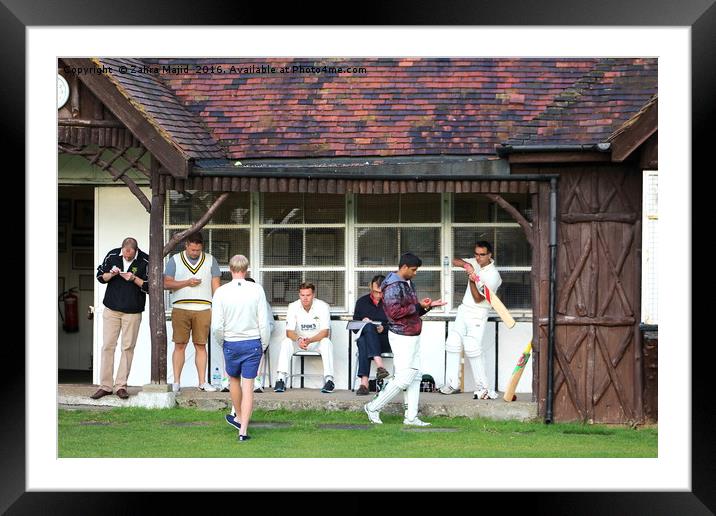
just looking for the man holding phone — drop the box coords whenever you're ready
[363,253,446,426]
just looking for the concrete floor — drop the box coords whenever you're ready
[58,383,538,422]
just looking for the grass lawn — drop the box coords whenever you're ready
[58,407,657,458]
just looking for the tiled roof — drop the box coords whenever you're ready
[506,58,657,146]
[106,58,657,160]
[98,58,224,160]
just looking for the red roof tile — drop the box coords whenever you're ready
[105,58,657,160]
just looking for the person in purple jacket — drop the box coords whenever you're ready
[363,253,446,426]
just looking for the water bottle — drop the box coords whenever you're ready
[211,367,222,389]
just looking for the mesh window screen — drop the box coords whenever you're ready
[263,271,345,309]
[453,227,530,267]
[410,271,441,303]
[261,194,303,224]
[400,228,441,266]
[356,194,440,223]
[454,193,532,223]
[261,193,344,224]
[452,271,531,311]
[305,229,345,266]
[168,192,251,225]
[357,228,398,266]
[208,229,250,267]
[263,229,303,266]
[356,228,440,266]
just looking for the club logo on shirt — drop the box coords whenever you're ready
[300,323,318,332]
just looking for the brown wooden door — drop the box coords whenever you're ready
[541,166,643,423]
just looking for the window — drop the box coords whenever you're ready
[260,193,346,309]
[452,193,532,311]
[163,189,533,315]
[355,193,442,306]
[165,192,251,300]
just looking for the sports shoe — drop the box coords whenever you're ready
[253,386,264,393]
[439,384,461,395]
[171,383,181,393]
[199,382,217,392]
[376,367,390,381]
[403,417,432,427]
[238,434,251,442]
[364,403,383,424]
[356,385,370,396]
[274,379,286,393]
[473,388,499,400]
[221,376,230,392]
[225,413,241,430]
[320,379,335,393]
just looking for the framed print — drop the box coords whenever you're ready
[58,199,71,223]
[58,224,67,252]
[71,249,94,270]
[20,4,711,511]
[78,274,94,291]
[71,232,93,248]
[73,200,93,230]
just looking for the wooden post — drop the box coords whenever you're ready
[149,156,167,384]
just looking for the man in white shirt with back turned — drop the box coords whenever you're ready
[211,255,270,442]
[274,282,335,393]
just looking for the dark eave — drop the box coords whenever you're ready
[61,58,191,178]
[193,155,511,181]
[495,143,613,164]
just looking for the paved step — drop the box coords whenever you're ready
[58,384,538,422]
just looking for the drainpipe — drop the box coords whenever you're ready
[545,177,559,424]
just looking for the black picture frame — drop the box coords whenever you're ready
[71,232,93,248]
[71,249,94,270]
[73,199,93,230]
[58,199,71,223]
[16,4,711,514]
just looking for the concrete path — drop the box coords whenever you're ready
[58,384,538,422]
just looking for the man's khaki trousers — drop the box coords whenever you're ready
[100,308,142,391]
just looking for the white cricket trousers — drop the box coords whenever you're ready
[444,304,490,390]
[276,337,334,379]
[366,331,422,420]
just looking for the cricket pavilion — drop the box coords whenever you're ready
[57,57,657,424]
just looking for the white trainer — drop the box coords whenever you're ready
[438,384,461,395]
[199,382,217,392]
[403,417,432,427]
[172,383,181,393]
[364,403,383,424]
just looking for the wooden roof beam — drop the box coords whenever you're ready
[609,100,658,163]
[61,58,191,178]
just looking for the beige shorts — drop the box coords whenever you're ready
[172,308,211,345]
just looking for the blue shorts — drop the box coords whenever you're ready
[223,339,262,379]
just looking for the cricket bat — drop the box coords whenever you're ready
[475,277,516,328]
[503,341,532,402]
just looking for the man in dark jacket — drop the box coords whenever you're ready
[90,237,149,400]
[352,274,391,395]
[363,253,445,426]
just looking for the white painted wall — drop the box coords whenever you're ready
[94,186,534,393]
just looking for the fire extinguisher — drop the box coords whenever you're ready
[59,287,80,333]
